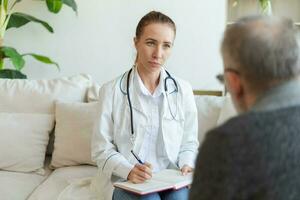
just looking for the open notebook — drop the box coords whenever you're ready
[113,169,193,195]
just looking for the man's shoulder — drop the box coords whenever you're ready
[199,105,300,172]
[210,105,300,139]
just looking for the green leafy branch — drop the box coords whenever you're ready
[0,0,77,79]
[258,0,271,12]
[232,0,271,9]
[232,0,272,17]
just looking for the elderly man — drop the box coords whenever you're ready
[189,15,300,200]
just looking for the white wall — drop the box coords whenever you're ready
[5,0,226,90]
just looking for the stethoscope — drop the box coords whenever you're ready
[119,67,179,140]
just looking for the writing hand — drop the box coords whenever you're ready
[127,162,152,183]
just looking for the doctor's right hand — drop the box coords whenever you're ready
[127,162,152,184]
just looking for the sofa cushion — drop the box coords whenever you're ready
[217,95,237,125]
[0,74,92,114]
[50,101,99,168]
[0,113,54,174]
[87,83,101,102]
[0,157,52,200]
[194,95,225,144]
[0,74,93,156]
[27,165,97,200]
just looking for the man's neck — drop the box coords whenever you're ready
[251,78,300,112]
[244,93,258,111]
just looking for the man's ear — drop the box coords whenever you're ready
[225,72,243,98]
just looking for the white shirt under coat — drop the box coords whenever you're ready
[134,68,170,173]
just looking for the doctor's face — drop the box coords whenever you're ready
[134,23,175,74]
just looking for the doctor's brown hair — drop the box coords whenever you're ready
[135,11,176,40]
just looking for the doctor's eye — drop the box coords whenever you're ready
[163,43,171,49]
[146,41,155,46]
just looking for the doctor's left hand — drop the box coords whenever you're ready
[181,165,193,176]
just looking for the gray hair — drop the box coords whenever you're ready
[221,15,300,90]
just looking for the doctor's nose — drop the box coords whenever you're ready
[153,47,163,59]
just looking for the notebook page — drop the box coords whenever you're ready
[152,169,193,189]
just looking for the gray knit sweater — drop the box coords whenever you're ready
[190,105,300,200]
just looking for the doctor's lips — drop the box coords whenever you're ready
[148,61,161,66]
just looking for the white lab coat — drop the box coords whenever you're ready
[90,67,199,200]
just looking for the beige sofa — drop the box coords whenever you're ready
[0,74,236,200]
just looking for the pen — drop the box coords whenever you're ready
[131,150,144,164]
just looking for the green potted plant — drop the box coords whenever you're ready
[232,0,272,16]
[258,0,272,15]
[0,0,77,79]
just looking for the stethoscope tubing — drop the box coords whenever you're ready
[126,68,135,136]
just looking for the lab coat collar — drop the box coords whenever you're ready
[121,66,179,118]
[126,66,145,115]
[119,67,144,114]
[161,71,181,120]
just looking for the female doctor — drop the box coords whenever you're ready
[91,11,199,200]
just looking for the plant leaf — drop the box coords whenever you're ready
[0,0,8,11]
[1,0,19,8]
[62,0,77,13]
[0,4,7,32]
[0,58,3,70]
[1,46,25,70]
[6,12,54,33]
[23,53,60,70]
[46,0,63,14]
[0,69,27,79]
